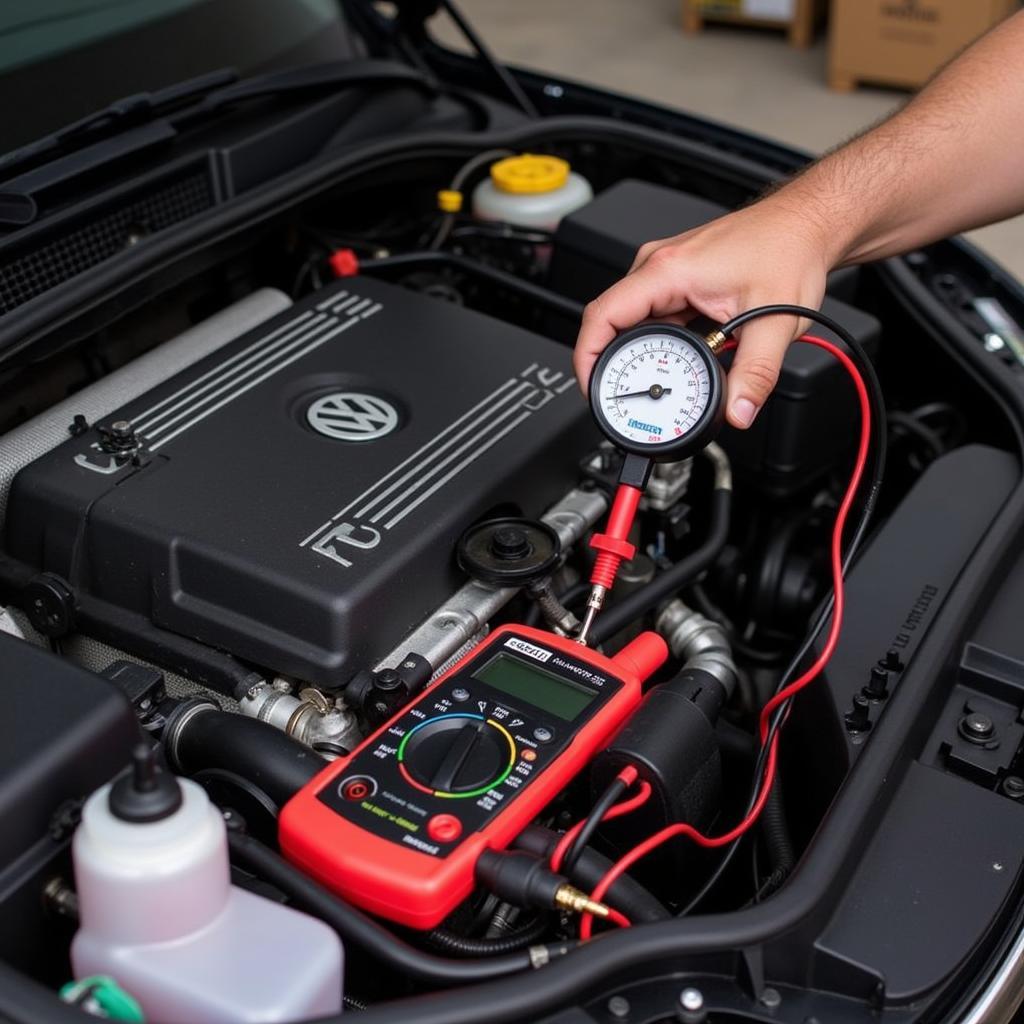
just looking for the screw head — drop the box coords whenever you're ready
[760,987,782,1009]
[1003,775,1024,799]
[960,711,995,743]
[375,669,402,691]
[607,995,630,1018]
[679,988,704,1012]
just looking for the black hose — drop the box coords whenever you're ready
[227,832,572,986]
[426,917,548,957]
[165,703,324,811]
[759,781,795,877]
[588,487,732,645]
[358,250,584,321]
[513,826,669,924]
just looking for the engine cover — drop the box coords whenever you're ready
[5,278,595,684]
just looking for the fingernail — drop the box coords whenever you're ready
[731,398,757,428]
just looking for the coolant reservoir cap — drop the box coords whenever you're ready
[108,743,183,823]
[490,154,570,194]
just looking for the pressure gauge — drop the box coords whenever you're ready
[589,324,726,462]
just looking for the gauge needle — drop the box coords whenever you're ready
[607,385,672,401]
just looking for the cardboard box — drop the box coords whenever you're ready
[684,0,818,46]
[829,0,1019,91]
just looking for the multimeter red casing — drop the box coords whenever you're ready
[279,625,667,929]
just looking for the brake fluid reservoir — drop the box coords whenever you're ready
[71,745,343,1024]
[472,153,593,230]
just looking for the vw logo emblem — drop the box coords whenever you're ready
[306,392,399,442]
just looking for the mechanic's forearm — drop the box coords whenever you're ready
[767,10,1024,267]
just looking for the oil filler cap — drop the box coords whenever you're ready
[457,517,561,586]
[109,743,183,823]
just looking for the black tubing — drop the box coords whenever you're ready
[759,781,795,876]
[427,917,548,957]
[513,826,669,924]
[588,487,732,645]
[227,832,572,986]
[166,705,324,811]
[358,250,584,321]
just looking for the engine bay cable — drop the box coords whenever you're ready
[550,767,651,875]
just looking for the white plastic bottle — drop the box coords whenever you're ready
[472,153,593,231]
[71,745,343,1024]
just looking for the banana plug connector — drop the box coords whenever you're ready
[476,849,612,919]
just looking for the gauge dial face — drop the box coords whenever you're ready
[594,329,717,451]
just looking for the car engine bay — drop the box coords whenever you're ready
[3,89,1024,1023]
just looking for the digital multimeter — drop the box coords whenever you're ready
[279,625,667,929]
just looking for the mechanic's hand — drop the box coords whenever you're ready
[573,199,832,429]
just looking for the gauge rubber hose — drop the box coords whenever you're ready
[227,832,572,986]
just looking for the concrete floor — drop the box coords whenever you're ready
[434,0,1024,278]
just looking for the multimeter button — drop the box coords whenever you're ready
[340,776,376,801]
[402,716,508,794]
[451,687,470,702]
[426,814,463,843]
[533,726,554,743]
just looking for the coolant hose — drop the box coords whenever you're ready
[514,826,669,923]
[227,832,573,986]
[588,486,731,645]
[165,701,324,811]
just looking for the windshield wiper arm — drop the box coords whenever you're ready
[0,60,437,228]
[0,68,238,180]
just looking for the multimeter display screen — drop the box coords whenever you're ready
[474,653,597,721]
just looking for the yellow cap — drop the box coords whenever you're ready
[490,154,570,194]
[437,189,463,213]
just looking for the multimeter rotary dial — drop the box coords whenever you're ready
[589,323,725,461]
[398,714,516,798]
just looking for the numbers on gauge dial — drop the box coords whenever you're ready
[599,333,712,447]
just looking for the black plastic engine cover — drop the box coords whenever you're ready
[5,278,596,684]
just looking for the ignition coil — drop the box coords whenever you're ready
[590,668,725,877]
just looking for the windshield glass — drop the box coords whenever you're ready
[0,0,359,154]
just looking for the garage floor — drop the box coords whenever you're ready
[435,0,1024,278]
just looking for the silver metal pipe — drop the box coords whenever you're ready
[375,487,608,672]
[656,598,737,697]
